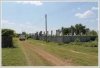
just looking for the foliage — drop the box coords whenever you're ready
[62,27,70,35]
[39,31,42,36]
[2,38,27,66]
[83,40,98,47]
[28,39,98,66]
[22,32,26,35]
[61,24,90,36]
[88,30,98,36]
[74,38,80,42]
[2,29,14,36]
[70,40,98,47]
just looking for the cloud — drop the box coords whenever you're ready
[91,7,98,10]
[2,19,15,25]
[15,1,43,6]
[75,10,94,18]
[2,20,9,24]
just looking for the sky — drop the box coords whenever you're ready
[1,1,98,34]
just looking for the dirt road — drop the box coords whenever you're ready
[18,40,72,66]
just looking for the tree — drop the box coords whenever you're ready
[70,25,75,36]
[83,28,90,35]
[2,29,14,36]
[75,24,86,35]
[62,27,70,35]
[39,31,42,36]
[61,24,96,36]
[75,24,80,35]
[89,30,98,36]
[22,32,26,35]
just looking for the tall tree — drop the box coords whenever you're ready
[39,31,42,36]
[62,27,70,35]
[70,25,75,36]
[75,24,80,35]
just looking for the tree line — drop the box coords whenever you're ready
[61,24,97,36]
[2,24,98,37]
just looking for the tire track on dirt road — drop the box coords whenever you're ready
[18,41,34,66]
[18,40,52,66]
[19,40,73,66]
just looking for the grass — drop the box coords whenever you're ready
[2,38,52,66]
[27,39,98,66]
[2,38,27,66]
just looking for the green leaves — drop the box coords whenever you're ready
[2,29,14,36]
[61,24,97,36]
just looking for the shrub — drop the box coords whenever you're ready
[2,29,14,36]
[84,41,98,47]
[74,38,80,42]
[58,42,64,45]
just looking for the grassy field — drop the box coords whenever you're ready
[2,38,27,66]
[2,38,98,66]
[2,38,52,66]
[27,39,98,66]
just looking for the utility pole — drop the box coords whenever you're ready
[45,14,47,42]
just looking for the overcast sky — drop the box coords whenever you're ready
[1,1,98,34]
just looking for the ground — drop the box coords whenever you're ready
[2,38,98,66]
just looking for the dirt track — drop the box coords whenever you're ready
[18,40,72,66]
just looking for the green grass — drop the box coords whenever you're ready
[2,38,52,66]
[2,38,27,66]
[27,39,98,66]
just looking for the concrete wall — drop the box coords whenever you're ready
[32,35,97,43]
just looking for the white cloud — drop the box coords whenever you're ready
[2,20,9,24]
[15,1,43,6]
[75,10,94,18]
[2,19,15,25]
[91,7,98,10]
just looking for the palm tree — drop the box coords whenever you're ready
[61,27,70,35]
[79,24,86,35]
[75,24,80,35]
[75,24,86,35]
[70,25,75,36]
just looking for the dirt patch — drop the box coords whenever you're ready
[18,41,34,65]
[19,40,73,66]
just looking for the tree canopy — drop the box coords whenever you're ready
[2,29,14,36]
[61,24,97,36]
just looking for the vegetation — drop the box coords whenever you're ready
[2,29,16,48]
[2,38,27,66]
[61,24,97,36]
[27,39,98,66]
[88,30,98,36]
[2,29,14,36]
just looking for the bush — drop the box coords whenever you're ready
[84,41,98,47]
[2,29,14,36]
[74,38,80,42]
[2,29,15,48]
[58,42,64,45]
[90,41,98,47]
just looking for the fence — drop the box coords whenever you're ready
[32,35,97,43]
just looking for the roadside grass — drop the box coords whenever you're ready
[27,39,98,66]
[2,38,27,66]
